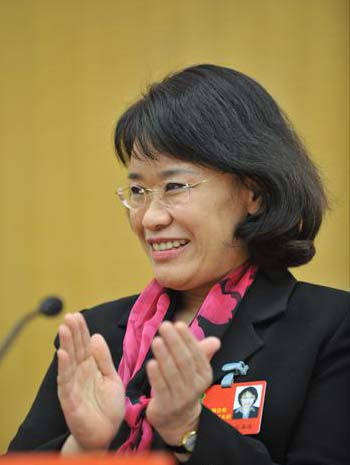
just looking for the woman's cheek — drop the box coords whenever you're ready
[129,210,142,233]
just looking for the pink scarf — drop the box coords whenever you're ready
[117,263,257,451]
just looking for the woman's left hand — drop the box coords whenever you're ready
[145,321,220,446]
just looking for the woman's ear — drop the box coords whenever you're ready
[244,179,263,215]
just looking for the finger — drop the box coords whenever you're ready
[60,313,79,362]
[157,322,196,383]
[57,346,74,389]
[56,348,81,414]
[174,323,216,380]
[90,334,119,381]
[57,348,68,383]
[146,358,171,403]
[76,313,91,360]
[66,313,85,363]
[198,337,221,361]
[151,335,186,396]
[58,322,76,368]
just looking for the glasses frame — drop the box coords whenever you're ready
[116,179,209,210]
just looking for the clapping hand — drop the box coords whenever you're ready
[146,321,220,447]
[57,313,125,451]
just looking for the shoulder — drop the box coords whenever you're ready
[53,295,139,349]
[293,280,349,302]
[54,294,139,349]
[81,294,139,337]
[291,280,349,314]
[254,269,349,339]
[288,277,350,339]
[259,267,349,314]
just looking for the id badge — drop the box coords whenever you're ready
[202,380,267,435]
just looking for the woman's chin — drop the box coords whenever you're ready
[153,270,193,291]
[154,277,187,290]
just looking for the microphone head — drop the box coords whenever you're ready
[38,297,63,316]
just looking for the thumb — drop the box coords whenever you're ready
[199,337,221,361]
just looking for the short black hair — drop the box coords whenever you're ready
[238,386,258,405]
[114,64,327,269]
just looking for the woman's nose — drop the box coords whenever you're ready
[141,197,172,230]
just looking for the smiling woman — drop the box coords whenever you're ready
[8,64,350,465]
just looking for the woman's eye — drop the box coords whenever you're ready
[130,185,145,196]
[164,182,187,192]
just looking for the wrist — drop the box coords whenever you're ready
[157,405,201,446]
[61,435,87,455]
[165,430,198,455]
[61,434,109,454]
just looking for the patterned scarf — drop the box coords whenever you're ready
[117,262,257,452]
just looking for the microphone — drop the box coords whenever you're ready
[0,296,64,363]
[38,297,63,316]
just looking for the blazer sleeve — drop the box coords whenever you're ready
[186,309,350,465]
[7,348,70,451]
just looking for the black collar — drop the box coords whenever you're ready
[210,268,297,383]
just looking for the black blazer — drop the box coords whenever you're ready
[233,406,259,419]
[8,270,350,465]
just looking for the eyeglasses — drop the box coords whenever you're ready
[116,179,209,210]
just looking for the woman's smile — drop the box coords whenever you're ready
[147,238,190,261]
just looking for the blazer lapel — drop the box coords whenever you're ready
[211,269,297,384]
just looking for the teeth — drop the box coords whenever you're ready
[151,240,187,251]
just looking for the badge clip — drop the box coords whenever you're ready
[220,361,249,388]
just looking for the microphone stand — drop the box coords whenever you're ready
[0,311,39,363]
[0,297,63,363]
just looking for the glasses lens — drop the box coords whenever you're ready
[126,186,146,209]
[117,187,142,209]
[161,184,191,207]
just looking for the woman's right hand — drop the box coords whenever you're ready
[57,313,125,451]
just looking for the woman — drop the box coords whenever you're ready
[233,387,259,419]
[8,64,349,464]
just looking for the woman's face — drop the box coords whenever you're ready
[240,391,256,409]
[127,154,257,294]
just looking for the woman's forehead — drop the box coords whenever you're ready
[127,154,212,179]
